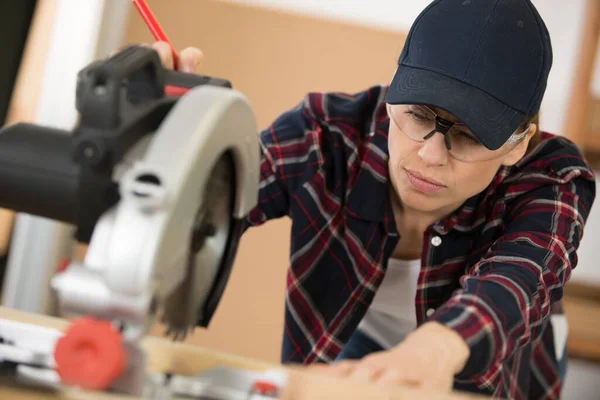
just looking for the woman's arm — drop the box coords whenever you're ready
[321,167,596,391]
[243,101,323,229]
[428,173,595,385]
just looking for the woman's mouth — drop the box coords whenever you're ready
[404,168,446,194]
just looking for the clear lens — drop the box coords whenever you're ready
[389,105,518,162]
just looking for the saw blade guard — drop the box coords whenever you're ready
[51,85,259,338]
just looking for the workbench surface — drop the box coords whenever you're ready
[0,306,491,400]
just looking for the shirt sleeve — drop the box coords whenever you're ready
[243,99,323,229]
[428,171,596,386]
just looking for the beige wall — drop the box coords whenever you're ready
[121,0,406,363]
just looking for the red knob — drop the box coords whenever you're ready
[54,317,126,391]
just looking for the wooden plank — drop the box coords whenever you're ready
[564,282,600,303]
[563,0,600,149]
[0,306,493,400]
[567,338,600,363]
[563,295,600,362]
[563,297,600,343]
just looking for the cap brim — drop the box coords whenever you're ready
[386,64,526,150]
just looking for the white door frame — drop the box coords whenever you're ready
[1,0,132,314]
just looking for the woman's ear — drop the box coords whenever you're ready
[501,124,537,167]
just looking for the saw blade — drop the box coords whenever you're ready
[161,154,234,340]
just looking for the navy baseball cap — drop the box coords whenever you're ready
[386,0,553,150]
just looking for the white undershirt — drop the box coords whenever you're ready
[357,257,569,361]
[358,257,421,349]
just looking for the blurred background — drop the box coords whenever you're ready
[0,0,599,398]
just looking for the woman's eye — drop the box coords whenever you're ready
[455,131,481,145]
[405,111,431,122]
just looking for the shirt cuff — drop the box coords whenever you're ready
[427,299,501,383]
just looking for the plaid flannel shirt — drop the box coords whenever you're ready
[243,85,596,399]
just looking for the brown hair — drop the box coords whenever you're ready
[520,112,541,152]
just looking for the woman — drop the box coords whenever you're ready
[142,0,595,398]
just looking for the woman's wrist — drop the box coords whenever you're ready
[403,321,470,374]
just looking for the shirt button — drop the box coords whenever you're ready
[426,308,435,317]
[431,236,442,247]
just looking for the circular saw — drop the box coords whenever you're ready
[0,45,259,342]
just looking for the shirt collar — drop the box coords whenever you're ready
[432,165,512,234]
[344,96,398,235]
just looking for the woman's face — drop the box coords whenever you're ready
[387,104,535,215]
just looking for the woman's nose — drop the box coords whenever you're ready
[418,132,449,166]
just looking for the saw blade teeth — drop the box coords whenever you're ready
[157,155,235,345]
[161,324,197,342]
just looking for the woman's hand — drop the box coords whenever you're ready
[318,322,470,392]
[112,41,203,73]
[150,41,203,73]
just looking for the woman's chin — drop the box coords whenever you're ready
[396,184,445,213]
